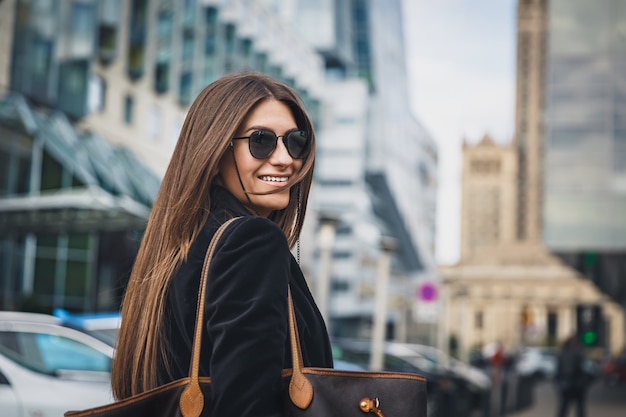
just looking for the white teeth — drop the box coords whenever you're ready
[260,176,288,182]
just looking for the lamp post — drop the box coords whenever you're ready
[316,214,338,327]
[370,236,397,371]
[455,284,469,363]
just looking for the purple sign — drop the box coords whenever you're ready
[418,282,437,302]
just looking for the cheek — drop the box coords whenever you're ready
[221,145,264,183]
[217,152,240,192]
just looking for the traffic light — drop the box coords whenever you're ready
[576,304,602,347]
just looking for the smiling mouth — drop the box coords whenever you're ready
[259,176,289,183]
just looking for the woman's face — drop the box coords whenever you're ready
[218,99,303,217]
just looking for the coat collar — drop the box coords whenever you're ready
[210,185,256,218]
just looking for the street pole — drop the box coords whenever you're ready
[370,236,397,371]
[316,215,338,327]
[437,281,450,360]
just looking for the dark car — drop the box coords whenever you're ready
[332,338,477,417]
[388,342,492,417]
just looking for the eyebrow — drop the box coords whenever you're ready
[242,125,298,135]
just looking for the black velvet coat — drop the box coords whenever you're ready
[160,186,333,417]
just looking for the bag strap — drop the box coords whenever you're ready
[180,217,239,417]
[287,288,314,409]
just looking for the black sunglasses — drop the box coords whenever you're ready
[231,129,311,160]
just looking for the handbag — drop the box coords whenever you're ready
[65,217,427,417]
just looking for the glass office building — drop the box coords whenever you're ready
[543,0,626,303]
[544,0,626,250]
[0,94,160,312]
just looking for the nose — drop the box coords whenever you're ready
[268,137,293,165]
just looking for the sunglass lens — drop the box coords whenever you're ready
[249,130,276,159]
[286,130,310,159]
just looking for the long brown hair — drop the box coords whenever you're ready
[111,72,316,399]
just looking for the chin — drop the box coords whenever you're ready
[255,197,290,214]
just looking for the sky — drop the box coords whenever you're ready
[402,0,518,265]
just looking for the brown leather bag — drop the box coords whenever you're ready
[65,218,427,417]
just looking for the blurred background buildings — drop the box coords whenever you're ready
[440,0,626,359]
[0,0,438,343]
[0,0,624,359]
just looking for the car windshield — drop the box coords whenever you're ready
[85,328,118,347]
[0,331,111,374]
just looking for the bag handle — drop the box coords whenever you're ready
[287,288,314,409]
[180,217,239,417]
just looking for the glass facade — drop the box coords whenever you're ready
[0,95,158,312]
[544,0,626,250]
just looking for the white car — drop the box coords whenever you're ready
[0,311,115,417]
[53,308,121,347]
[515,346,557,379]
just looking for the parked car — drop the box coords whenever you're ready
[514,346,557,380]
[53,308,121,347]
[332,338,476,417]
[389,342,492,416]
[0,311,115,417]
[332,358,366,371]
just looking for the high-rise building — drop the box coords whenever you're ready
[543,0,626,304]
[510,0,626,306]
[293,0,439,339]
[514,0,547,243]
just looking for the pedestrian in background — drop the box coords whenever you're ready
[555,335,590,417]
[110,72,333,417]
[490,341,508,416]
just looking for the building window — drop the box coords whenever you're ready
[87,75,106,113]
[68,2,96,57]
[205,35,216,56]
[255,52,268,73]
[154,7,173,94]
[240,38,253,57]
[179,72,193,106]
[205,6,218,26]
[40,150,85,192]
[475,311,483,329]
[182,30,195,62]
[0,127,32,196]
[40,151,64,192]
[470,159,501,174]
[332,250,352,259]
[147,106,161,141]
[98,24,117,64]
[32,233,94,310]
[58,59,89,119]
[124,95,133,125]
[331,279,350,292]
[155,62,170,94]
[127,0,148,80]
[98,0,121,64]
[30,37,54,101]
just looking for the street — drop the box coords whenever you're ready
[510,380,626,417]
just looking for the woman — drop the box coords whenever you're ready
[111,73,333,416]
